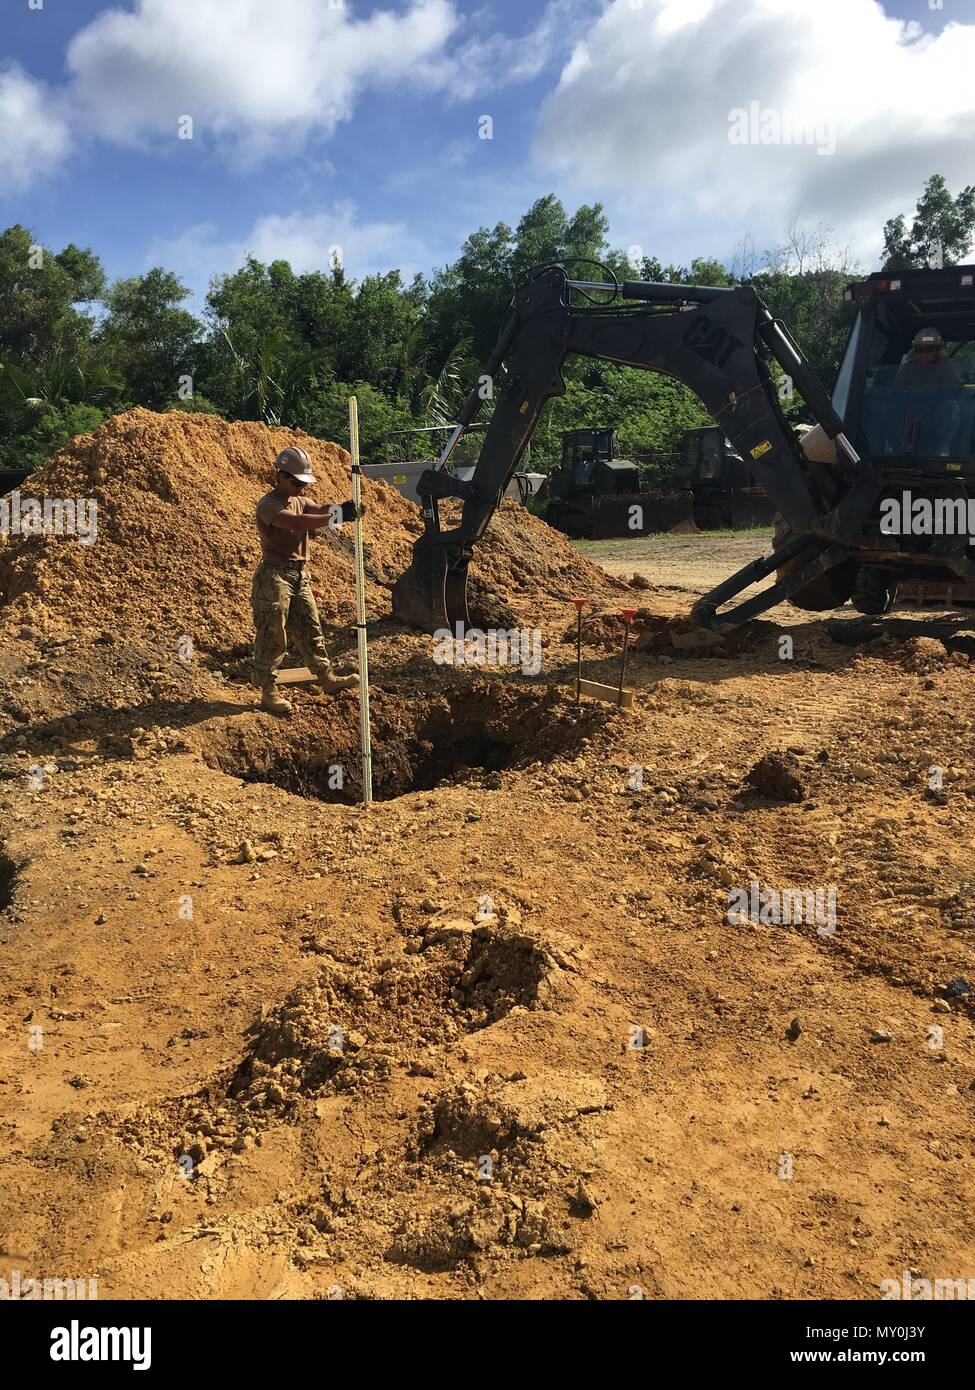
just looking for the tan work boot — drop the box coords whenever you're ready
[314,667,356,695]
[317,672,358,694]
[260,683,293,716]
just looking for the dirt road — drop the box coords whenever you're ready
[578,530,773,592]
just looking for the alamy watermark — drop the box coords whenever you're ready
[881,1270,975,1300]
[728,101,836,156]
[432,623,542,676]
[879,491,975,537]
[49,1319,150,1370]
[0,1268,98,1300]
[0,491,97,545]
[727,879,837,935]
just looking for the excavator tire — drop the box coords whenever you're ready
[772,515,859,611]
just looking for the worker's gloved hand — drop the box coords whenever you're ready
[340,499,365,523]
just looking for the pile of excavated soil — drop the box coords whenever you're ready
[0,409,614,650]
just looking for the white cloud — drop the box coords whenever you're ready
[65,0,459,160]
[61,0,586,164]
[0,65,72,194]
[533,0,975,266]
[428,0,598,98]
[148,203,437,307]
[3,0,589,192]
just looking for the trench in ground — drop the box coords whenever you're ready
[204,683,611,803]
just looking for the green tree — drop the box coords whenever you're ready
[0,225,104,362]
[97,267,202,410]
[0,348,122,470]
[426,196,611,367]
[883,174,975,270]
[303,379,415,461]
[202,257,426,428]
[509,194,610,286]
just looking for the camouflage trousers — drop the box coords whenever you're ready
[251,562,332,686]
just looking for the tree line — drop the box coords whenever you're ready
[0,175,971,478]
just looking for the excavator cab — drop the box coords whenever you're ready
[673,428,773,529]
[835,269,975,470]
[825,266,975,609]
[678,427,727,485]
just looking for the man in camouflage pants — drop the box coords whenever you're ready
[252,446,361,716]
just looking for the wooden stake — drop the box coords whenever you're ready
[572,597,588,702]
[618,607,637,706]
[349,396,373,807]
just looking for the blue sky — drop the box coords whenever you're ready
[1,0,973,313]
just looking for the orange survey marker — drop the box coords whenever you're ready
[570,600,636,709]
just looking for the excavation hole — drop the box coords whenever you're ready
[205,681,613,803]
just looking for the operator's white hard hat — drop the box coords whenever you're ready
[274,446,316,484]
[913,326,945,351]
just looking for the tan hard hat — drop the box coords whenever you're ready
[913,326,944,351]
[274,446,316,483]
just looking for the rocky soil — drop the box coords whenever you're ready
[0,413,973,1300]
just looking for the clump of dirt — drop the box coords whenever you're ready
[0,410,612,646]
[386,1195,573,1270]
[643,617,780,657]
[227,921,563,1109]
[900,635,948,672]
[423,1071,610,1160]
[745,751,805,802]
[384,1070,612,1269]
[561,608,661,652]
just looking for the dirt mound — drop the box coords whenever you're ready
[745,751,806,802]
[561,607,661,651]
[900,635,948,672]
[228,920,566,1111]
[0,409,611,648]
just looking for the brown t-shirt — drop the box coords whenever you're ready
[256,491,310,563]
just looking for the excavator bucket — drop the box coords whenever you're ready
[392,535,472,635]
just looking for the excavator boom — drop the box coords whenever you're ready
[392,265,859,634]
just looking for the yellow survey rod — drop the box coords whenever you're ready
[348,396,373,806]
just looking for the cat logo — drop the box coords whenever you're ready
[681,313,745,369]
[750,440,772,460]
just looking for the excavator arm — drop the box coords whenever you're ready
[392,264,861,634]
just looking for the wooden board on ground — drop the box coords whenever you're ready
[577,678,634,709]
[276,666,317,685]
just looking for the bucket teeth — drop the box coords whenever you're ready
[444,551,471,632]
